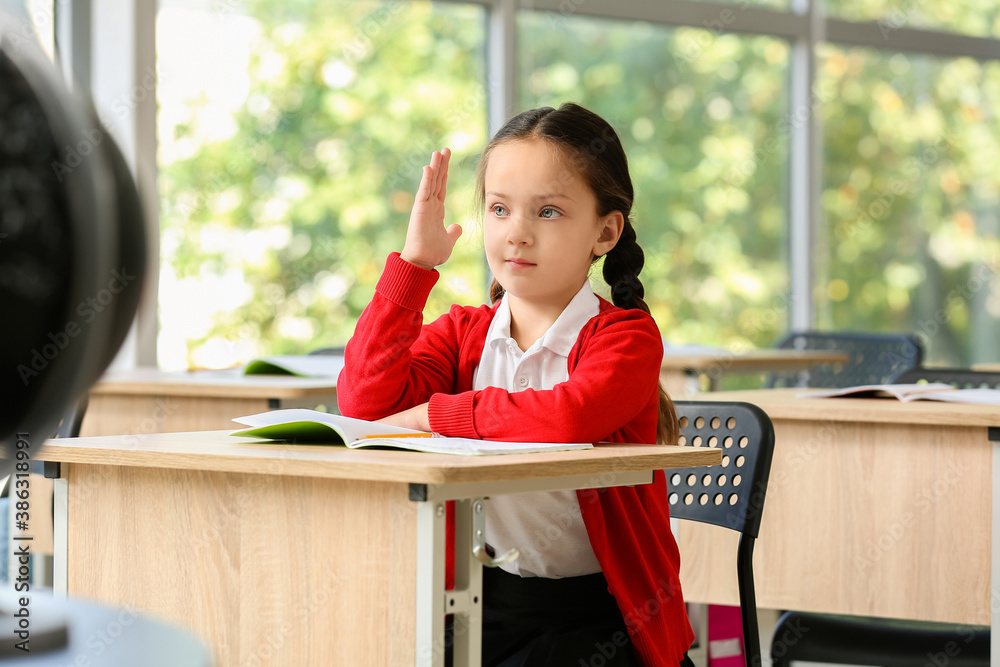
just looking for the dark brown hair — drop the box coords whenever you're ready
[475,103,678,444]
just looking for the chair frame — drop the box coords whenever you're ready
[670,400,775,667]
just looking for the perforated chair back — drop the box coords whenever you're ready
[669,401,775,667]
[767,331,922,388]
[894,367,1000,389]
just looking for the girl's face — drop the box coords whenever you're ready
[483,138,622,311]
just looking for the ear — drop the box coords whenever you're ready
[593,211,624,257]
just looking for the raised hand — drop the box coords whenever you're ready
[400,148,463,269]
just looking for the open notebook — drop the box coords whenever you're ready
[229,409,593,456]
[798,383,1000,405]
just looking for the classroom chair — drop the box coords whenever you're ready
[768,365,998,665]
[766,330,923,388]
[895,366,1000,389]
[670,400,776,667]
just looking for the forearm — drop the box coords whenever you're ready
[428,315,663,443]
[337,253,454,419]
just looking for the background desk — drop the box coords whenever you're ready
[659,349,850,395]
[82,367,338,436]
[38,432,719,667]
[679,389,999,630]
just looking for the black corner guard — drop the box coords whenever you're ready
[43,461,61,479]
[990,426,1000,442]
[409,484,428,501]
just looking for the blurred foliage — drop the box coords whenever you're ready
[825,0,1000,38]
[818,46,1000,365]
[159,0,1000,371]
[159,0,487,367]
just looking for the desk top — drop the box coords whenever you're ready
[91,367,338,398]
[660,349,850,372]
[691,388,1000,428]
[38,430,720,485]
[972,363,1000,372]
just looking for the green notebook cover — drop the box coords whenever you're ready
[233,421,347,443]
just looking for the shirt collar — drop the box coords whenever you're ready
[486,282,599,357]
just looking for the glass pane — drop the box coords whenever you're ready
[818,44,1000,365]
[520,12,791,358]
[157,0,487,369]
[824,0,1000,39]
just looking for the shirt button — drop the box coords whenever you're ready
[518,377,528,387]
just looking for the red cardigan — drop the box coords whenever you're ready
[338,252,694,665]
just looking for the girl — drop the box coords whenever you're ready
[338,103,694,666]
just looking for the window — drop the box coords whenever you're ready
[156,0,486,369]
[818,44,1000,364]
[73,0,997,371]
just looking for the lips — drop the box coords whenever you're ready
[505,258,535,268]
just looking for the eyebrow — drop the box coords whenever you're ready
[485,191,574,201]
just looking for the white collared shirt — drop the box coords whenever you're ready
[473,282,602,578]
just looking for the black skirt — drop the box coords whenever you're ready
[479,566,641,667]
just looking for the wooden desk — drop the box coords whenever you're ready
[38,432,720,667]
[659,349,851,395]
[678,389,1000,644]
[82,367,339,436]
[974,363,1000,373]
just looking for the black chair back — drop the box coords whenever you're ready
[894,367,1000,389]
[669,401,775,667]
[768,331,922,388]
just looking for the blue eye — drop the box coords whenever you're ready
[540,208,559,219]
[491,204,508,217]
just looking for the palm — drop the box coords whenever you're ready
[401,148,462,269]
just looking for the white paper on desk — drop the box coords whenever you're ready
[904,388,1000,405]
[357,437,594,456]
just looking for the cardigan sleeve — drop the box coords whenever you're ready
[337,252,467,420]
[428,308,664,444]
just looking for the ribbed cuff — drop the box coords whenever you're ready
[376,252,439,312]
[428,391,478,438]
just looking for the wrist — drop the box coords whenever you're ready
[399,251,435,270]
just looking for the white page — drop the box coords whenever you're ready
[798,383,954,399]
[905,388,1000,405]
[356,437,593,456]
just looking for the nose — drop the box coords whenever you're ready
[506,213,533,246]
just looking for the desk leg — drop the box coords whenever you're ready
[415,498,485,667]
[52,476,67,598]
[416,500,447,667]
[992,432,999,666]
[450,499,483,667]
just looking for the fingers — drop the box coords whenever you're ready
[446,223,463,244]
[419,148,451,201]
[438,148,450,202]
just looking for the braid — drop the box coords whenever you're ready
[602,221,650,314]
[602,221,678,444]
